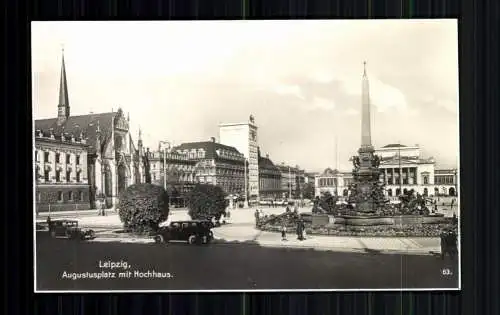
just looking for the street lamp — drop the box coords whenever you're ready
[159,141,171,191]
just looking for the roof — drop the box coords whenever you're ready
[382,144,407,148]
[35,112,117,154]
[173,141,243,160]
[258,156,279,171]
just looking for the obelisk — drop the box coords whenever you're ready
[361,61,372,149]
[352,61,379,214]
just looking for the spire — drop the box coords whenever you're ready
[57,46,70,125]
[360,61,372,148]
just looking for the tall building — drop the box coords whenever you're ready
[173,138,246,196]
[34,49,147,210]
[219,115,259,202]
[257,149,282,199]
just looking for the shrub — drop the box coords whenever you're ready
[118,183,169,233]
[186,184,227,221]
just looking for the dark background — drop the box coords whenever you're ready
[3,0,498,314]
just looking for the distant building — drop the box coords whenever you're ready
[173,138,246,196]
[314,168,353,198]
[257,149,282,199]
[219,115,260,201]
[314,144,458,198]
[146,147,197,207]
[277,163,304,199]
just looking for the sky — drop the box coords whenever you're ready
[31,20,459,173]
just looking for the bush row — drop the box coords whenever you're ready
[259,223,458,237]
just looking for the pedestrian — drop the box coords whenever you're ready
[46,215,52,229]
[281,223,287,241]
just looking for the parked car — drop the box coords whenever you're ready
[48,219,95,240]
[153,220,214,245]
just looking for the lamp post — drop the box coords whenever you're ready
[159,141,171,191]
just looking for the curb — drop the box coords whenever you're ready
[90,233,436,256]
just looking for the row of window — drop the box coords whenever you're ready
[38,170,82,182]
[35,151,82,165]
[435,176,455,184]
[37,191,85,202]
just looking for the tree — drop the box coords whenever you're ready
[302,182,315,199]
[186,184,226,221]
[118,183,169,233]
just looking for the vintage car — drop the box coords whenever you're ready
[48,219,96,240]
[153,220,214,245]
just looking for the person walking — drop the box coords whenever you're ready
[281,223,287,241]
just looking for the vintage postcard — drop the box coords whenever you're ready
[32,20,460,292]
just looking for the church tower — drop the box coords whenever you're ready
[57,48,70,125]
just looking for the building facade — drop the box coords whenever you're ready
[34,131,90,212]
[277,163,302,199]
[314,168,354,198]
[173,139,246,196]
[219,115,259,201]
[314,144,458,198]
[146,147,197,207]
[257,150,282,199]
[434,169,458,196]
[34,50,147,211]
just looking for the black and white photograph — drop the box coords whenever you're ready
[32,20,460,292]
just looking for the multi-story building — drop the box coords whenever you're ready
[257,149,282,199]
[314,168,354,198]
[277,163,302,199]
[34,130,90,212]
[146,147,197,207]
[219,115,260,201]
[34,50,147,211]
[434,169,458,196]
[314,144,458,198]
[173,138,246,196]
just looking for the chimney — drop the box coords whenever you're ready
[211,137,216,143]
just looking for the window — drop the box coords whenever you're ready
[37,192,41,202]
[44,152,49,162]
[66,171,71,182]
[66,154,71,164]
[56,170,61,182]
[55,153,60,163]
[76,172,81,182]
[35,151,38,162]
[76,155,80,165]
[68,191,73,200]
[423,176,429,184]
[57,191,63,201]
[44,170,50,182]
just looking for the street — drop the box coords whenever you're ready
[36,231,458,291]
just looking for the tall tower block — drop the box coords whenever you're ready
[219,115,260,201]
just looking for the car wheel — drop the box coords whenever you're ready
[188,235,197,245]
[154,235,165,244]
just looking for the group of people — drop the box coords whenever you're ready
[281,219,306,241]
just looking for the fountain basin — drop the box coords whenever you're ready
[335,215,394,226]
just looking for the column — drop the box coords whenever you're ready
[384,168,388,185]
